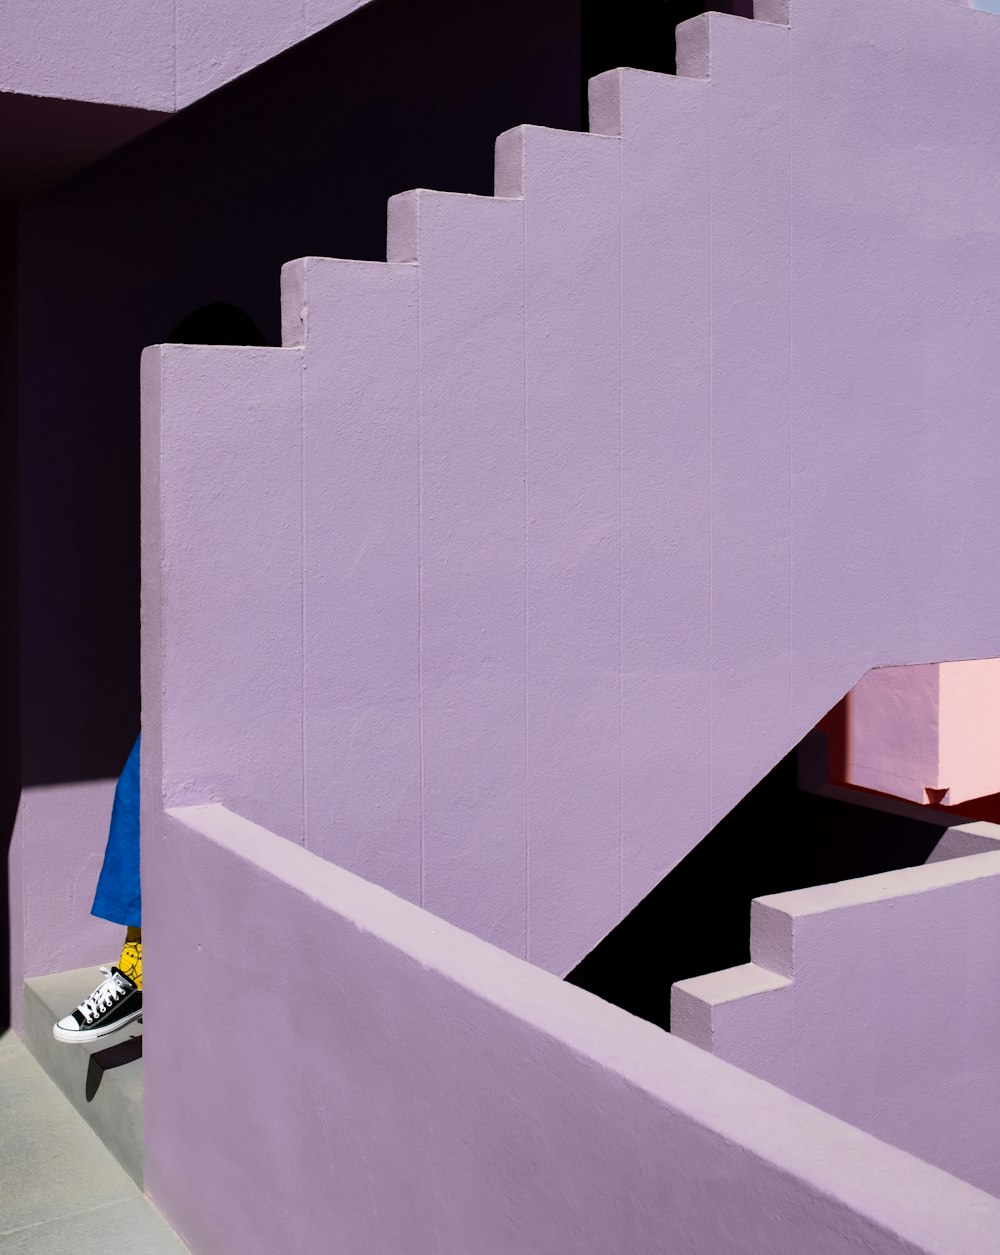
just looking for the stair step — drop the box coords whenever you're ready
[23,966,144,1186]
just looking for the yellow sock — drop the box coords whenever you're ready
[119,928,142,990]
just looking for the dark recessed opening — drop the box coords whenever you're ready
[582,0,755,95]
[566,740,951,1032]
[166,302,266,348]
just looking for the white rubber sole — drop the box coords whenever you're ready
[52,1009,143,1045]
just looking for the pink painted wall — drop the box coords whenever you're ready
[141,0,1000,977]
[940,662,1000,803]
[844,665,942,803]
[846,662,1000,806]
[672,851,1000,1196]
[143,803,1000,1255]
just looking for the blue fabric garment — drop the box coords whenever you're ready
[91,734,141,927]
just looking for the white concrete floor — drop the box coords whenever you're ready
[0,1030,187,1253]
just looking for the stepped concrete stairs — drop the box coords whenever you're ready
[670,799,1000,1196]
[23,970,144,1186]
[144,0,1000,981]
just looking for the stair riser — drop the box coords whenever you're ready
[23,969,144,1187]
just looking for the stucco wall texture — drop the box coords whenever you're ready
[9,0,580,1028]
[143,0,1000,977]
[0,0,375,112]
[144,804,1000,1255]
[673,851,1000,1197]
[846,661,1000,805]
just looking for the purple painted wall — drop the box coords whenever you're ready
[173,0,375,108]
[673,851,1000,1197]
[0,1,174,112]
[140,0,1000,977]
[0,0,378,113]
[143,804,1000,1255]
[9,0,579,1027]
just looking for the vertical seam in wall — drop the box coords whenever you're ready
[787,28,793,748]
[522,187,530,964]
[172,0,178,112]
[617,131,624,920]
[300,319,307,849]
[785,22,794,1084]
[157,352,167,815]
[708,75,714,824]
[417,250,426,909]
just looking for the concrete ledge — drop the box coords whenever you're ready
[146,803,1000,1255]
[23,967,144,1186]
[670,845,1000,1196]
[672,962,792,1054]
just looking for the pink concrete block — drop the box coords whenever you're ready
[845,664,942,803]
[846,661,1000,806]
[939,661,1000,804]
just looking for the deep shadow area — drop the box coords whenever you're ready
[7,0,771,1028]
[86,1032,143,1102]
[567,748,950,1032]
[582,0,754,101]
[16,0,765,789]
[0,93,163,207]
[17,0,583,787]
[2,207,20,1034]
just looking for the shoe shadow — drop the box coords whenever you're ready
[85,1031,143,1102]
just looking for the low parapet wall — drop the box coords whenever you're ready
[673,851,1000,1197]
[143,804,1000,1254]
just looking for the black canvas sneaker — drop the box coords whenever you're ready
[52,966,142,1044]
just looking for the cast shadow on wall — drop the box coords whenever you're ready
[16,0,584,796]
[567,739,952,1032]
[17,0,758,794]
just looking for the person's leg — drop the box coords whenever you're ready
[118,924,142,988]
[91,733,141,939]
[53,735,143,1043]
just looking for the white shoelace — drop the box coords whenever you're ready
[78,967,128,1024]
